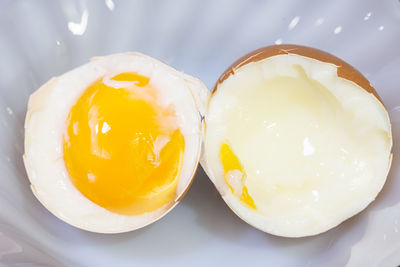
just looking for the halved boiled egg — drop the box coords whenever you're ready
[202,45,393,237]
[24,53,208,233]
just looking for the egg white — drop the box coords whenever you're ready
[24,52,209,233]
[203,54,392,237]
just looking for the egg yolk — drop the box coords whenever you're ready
[63,72,185,216]
[219,143,256,209]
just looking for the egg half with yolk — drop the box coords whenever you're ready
[24,53,208,233]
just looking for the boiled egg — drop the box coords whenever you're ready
[202,45,393,237]
[24,53,208,233]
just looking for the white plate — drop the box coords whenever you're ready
[1,0,400,266]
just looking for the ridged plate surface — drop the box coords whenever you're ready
[0,0,400,266]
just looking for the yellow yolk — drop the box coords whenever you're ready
[219,143,256,209]
[63,72,185,216]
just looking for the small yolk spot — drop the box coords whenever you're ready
[63,72,185,215]
[219,142,256,209]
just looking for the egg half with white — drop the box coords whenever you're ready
[202,45,393,237]
[24,53,208,233]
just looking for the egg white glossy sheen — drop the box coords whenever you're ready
[203,54,392,237]
[24,53,208,233]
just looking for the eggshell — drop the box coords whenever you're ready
[213,44,378,100]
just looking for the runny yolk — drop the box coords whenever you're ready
[63,72,185,216]
[219,143,256,209]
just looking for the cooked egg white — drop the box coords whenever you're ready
[203,52,392,237]
[24,53,208,233]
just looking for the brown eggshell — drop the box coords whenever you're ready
[213,44,381,103]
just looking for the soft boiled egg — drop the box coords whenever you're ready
[202,45,393,237]
[24,53,208,233]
